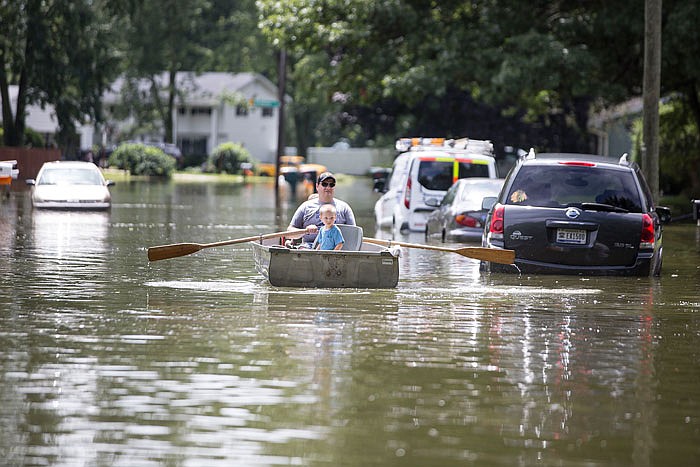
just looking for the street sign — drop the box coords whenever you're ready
[253,99,279,108]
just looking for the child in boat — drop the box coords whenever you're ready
[312,204,345,250]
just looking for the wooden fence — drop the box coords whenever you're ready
[0,147,61,190]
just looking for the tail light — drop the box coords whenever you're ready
[455,213,479,227]
[640,213,655,249]
[403,177,412,209]
[487,203,505,241]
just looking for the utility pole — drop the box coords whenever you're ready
[642,0,662,202]
[275,49,287,203]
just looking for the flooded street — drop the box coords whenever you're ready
[1,176,699,466]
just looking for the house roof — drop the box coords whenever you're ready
[102,71,281,106]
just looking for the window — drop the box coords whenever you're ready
[191,107,211,116]
[457,161,490,178]
[262,107,274,118]
[417,161,454,191]
[236,105,248,116]
[179,137,208,156]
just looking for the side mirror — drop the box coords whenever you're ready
[425,197,442,208]
[106,180,115,187]
[482,196,497,211]
[26,179,36,186]
[656,206,672,224]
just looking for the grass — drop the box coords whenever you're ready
[102,167,253,184]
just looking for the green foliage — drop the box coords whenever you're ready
[0,0,125,147]
[23,128,45,148]
[631,98,700,196]
[0,127,44,148]
[208,142,253,174]
[108,143,176,177]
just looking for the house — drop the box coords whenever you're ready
[101,72,284,163]
[588,97,643,158]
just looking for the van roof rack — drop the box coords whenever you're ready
[395,136,494,156]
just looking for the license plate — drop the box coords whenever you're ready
[556,228,587,244]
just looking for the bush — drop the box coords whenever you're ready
[108,143,176,177]
[209,142,253,174]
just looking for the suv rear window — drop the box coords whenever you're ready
[507,165,642,212]
[417,160,491,191]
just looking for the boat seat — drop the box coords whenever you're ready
[337,224,363,250]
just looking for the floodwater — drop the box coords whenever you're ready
[1,176,699,466]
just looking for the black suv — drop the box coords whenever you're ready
[481,152,671,276]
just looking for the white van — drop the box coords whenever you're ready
[374,138,498,232]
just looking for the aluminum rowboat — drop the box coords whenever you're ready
[251,239,400,288]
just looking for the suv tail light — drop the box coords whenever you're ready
[640,213,655,249]
[456,213,479,227]
[403,177,412,209]
[488,203,505,241]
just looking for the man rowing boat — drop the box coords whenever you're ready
[286,172,356,248]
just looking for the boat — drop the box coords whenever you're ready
[251,225,400,288]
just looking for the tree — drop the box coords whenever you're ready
[118,0,276,145]
[255,1,656,153]
[117,0,211,144]
[0,0,125,149]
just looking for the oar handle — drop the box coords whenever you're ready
[201,229,304,248]
[148,229,305,262]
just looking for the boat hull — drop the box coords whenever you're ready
[252,241,400,288]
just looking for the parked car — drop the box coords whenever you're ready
[425,177,504,242]
[26,161,114,210]
[374,137,498,232]
[481,152,671,276]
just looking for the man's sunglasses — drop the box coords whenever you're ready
[320,181,335,187]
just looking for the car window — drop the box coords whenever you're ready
[457,161,490,178]
[417,161,454,190]
[507,165,642,212]
[441,182,460,205]
[457,184,499,210]
[39,168,103,186]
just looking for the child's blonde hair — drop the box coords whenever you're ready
[319,203,336,216]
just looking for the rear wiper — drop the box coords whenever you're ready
[580,202,629,213]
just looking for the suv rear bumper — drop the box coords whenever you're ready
[481,254,655,276]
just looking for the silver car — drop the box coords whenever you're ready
[426,177,504,242]
[26,161,114,210]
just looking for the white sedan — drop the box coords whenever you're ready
[26,161,114,209]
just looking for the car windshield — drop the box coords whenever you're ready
[506,165,642,212]
[38,167,103,186]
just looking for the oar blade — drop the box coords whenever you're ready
[147,243,203,262]
[457,247,515,265]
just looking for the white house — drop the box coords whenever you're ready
[101,71,284,163]
[587,97,643,158]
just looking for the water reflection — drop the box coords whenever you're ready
[1,182,699,466]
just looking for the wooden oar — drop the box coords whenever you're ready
[148,229,305,262]
[363,237,515,265]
